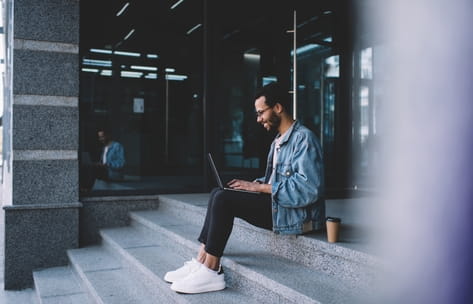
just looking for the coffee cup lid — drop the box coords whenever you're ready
[326,217,341,223]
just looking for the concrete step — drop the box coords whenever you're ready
[144,194,380,289]
[31,193,377,303]
[67,246,169,304]
[33,266,92,304]
[100,225,261,304]
[127,209,367,303]
[0,287,38,304]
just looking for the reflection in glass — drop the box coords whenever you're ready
[354,45,382,189]
[79,1,204,195]
[324,55,339,78]
[360,86,370,143]
[361,47,373,79]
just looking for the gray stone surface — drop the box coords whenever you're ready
[68,247,162,304]
[13,104,78,150]
[14,0,79,44]
[3,207,79,289]
[1,0,80,294]
[33,266,84,299]
[0,194,380,303]
[0,288,38,304]
[78,269,159,304]
[101,226,269,304]
[130,211,361,304]
[0,192,39,304]
[41,293,91,304]
[79,197,159,246]
[68,246,122,273]
[158,194,382,268]
[13,49,78,96]
[12,159,78,205]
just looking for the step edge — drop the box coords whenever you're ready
[67,250,106,304]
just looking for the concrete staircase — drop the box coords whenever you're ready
[32,194,380,304]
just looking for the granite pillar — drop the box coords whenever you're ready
[2,0,81,289]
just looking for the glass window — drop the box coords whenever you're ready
[78,0,376,198]
[79,1,204,195]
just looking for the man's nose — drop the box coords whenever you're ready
[256,115,263,123]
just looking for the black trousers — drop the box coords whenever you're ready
[198,188,273,257]
[80,164,108,190]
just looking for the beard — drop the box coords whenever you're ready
[266,112,281,132]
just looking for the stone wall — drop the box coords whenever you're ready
[2,0,81,289]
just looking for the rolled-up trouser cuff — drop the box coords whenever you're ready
[204,244,223,258]
[197,235,206,245]
[198,231,223,257]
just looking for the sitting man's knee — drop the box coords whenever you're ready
[212,191,230,208]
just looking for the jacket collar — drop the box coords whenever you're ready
[277,120,299,146]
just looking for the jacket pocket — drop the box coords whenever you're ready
[276,164,293,179]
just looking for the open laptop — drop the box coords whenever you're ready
[207,153,260,194]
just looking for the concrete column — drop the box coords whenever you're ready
[2,0,80,289]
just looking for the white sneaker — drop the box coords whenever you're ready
[170,264,225,294]
[164,258,201,283]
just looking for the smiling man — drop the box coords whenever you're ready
[164,82,325,294]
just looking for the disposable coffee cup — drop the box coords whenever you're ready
[326,217,341,243]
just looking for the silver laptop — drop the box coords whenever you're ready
[207,153,260,194]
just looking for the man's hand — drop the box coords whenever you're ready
[227,179,272,194]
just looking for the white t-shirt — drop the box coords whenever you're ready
[102,146,109,164]
[269,135,283,185]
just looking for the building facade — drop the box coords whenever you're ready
[2,0,384,289]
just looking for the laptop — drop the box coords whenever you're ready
[207,153,260,194]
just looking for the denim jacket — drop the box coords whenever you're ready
[102,141,126,180]
[256,121,325,234]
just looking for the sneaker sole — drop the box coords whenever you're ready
[171,282,226,294]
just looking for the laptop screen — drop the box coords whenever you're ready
[207,153,225,189]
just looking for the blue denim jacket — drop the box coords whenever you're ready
[103,141,126,180]
[257,121,325,234]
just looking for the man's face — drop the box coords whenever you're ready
[255,96,280,132]
[98,131,108,145]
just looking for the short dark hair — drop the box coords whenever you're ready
[254,82,291,113]
[97,127,111,136]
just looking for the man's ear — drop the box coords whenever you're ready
[274,103,283,114]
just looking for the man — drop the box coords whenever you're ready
[164,82,325,294]
[80,129,126,192]
[96,129,126,181]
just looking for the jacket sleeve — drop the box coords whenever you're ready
[254,177,265,183]
[271,133,323,208]
[107,143,126,169]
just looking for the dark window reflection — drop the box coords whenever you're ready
[79,0,382,198]
[79,1,204,195]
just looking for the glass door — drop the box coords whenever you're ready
[210,0,341,187]
[288,2,340,192]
